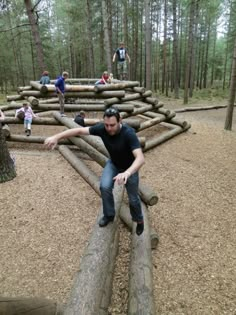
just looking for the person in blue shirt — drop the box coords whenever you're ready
[55,71,69,117]
[112,42,131,80]
[39,71,50,85]
[44,107,145,235]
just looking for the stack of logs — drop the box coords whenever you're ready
[1,79,191,315]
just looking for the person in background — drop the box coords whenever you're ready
[74,111,85,127]
[15,102,37,136]
[95,71,110,85]
[112,42,131,80]
[39,71,50,85]
[44,108,145,236]
[55,71,69,117]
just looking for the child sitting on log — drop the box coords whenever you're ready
[95,71,110,85]
[15,102,37,136]
[39,70,50,85]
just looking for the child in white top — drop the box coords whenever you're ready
[15,103,37,136]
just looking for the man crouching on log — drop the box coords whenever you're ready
[44,108,145,235]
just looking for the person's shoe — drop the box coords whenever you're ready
[99,216,115,227]
[60,113,67,117]
[26,129,31,136]
[136,221,144,236]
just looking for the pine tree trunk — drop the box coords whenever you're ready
[224,36,236,130]
[0,124,16,183]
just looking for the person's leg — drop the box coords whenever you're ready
[123,60,128,80]
[25,118,32,136]
[100,160,118,219]
[125,172,144,235]
[58,93,65,115]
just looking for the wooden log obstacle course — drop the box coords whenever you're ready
[2,79,191,314]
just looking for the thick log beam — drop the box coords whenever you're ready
[6,95,24,102]
[7,134,71,145]
[36,91,126,99]
[139,182,158,206]
[17,86,32,92]
[128,202,156,315]
[41,84,96,94]
[3,117,59,125]
[94,81,140,92]
[2,124,10,138]
[59,145,124,315]
[0,297,63,315]
[36,103,134,113]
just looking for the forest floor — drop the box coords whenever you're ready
[0,97,236,314]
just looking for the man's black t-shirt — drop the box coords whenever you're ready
[89,123,141,170]
[116,48,127,62]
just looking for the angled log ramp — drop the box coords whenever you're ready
[7,135,71,145]
[0,297,63,315]
[58,145,124,315]
[128,201,156,315]
[143,123,191,152]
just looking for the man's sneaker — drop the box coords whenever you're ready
[136,221,144,236]
[26,129,31,136]
[60,113,67,117]
[99,216,115,227]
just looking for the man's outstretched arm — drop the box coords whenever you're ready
[44,126,90,150]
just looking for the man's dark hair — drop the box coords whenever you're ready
[103,107,120,121]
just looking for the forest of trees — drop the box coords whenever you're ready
[0,0,235,100]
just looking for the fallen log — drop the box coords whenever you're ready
[0,297,63,315]
[3,117,59,125]
[128,201,156,315]
[20,90,42,97]
[138,112,175,131]
[39,91,126,99]
[59,145,124,315]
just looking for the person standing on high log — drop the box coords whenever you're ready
[44,108,145,235]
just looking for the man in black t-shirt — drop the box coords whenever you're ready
[112,42,131,80]
[44,108,145,235]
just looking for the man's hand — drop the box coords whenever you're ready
[44,136,58,150]
[113,171,131,185]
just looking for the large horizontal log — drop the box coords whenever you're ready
[4,117,59,125]
[30,80,44,91]
[17,86,32,92]
[128,201,156,315]
[7,134,71,145]
[41,84,96,94]
[94,81,140,92]
[59,145,124,315]
[0,297,63,315]
[38,91,126,99]
[20,90,42,97]
[6,95,24,102]
[50,78,99,84]
[36,103,134,112]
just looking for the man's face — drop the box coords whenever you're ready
[104,116,120,136]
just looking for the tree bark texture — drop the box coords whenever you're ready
[0,125,16,183]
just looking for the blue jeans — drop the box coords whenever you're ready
[100,160,143,222]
